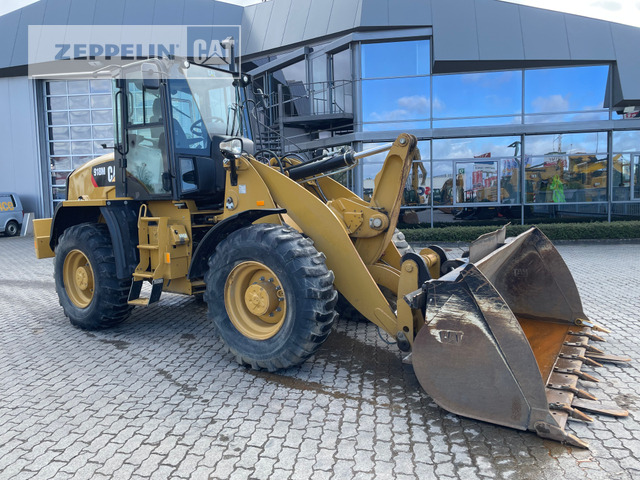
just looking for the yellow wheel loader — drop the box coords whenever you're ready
[33,59,629,448]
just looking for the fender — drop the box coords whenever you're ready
[99,201,141,279]
[50,201,140,280]
[50,203,102,250]
[187,208,286,280]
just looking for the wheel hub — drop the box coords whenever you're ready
[63,249,95,308]
[244,282,278,318]
[75,266,90,291]
[224,261,287,340]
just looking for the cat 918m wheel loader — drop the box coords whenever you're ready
[33,59,629,448]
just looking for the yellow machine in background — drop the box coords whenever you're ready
[34,59,629,448]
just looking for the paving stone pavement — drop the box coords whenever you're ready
[0,235,639,480]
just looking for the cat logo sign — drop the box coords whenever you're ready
[0,201,15,212]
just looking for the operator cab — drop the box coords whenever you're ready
[113,60,252,207]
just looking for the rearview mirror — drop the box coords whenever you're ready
[142,62,160,90]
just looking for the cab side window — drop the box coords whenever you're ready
[124,80,169,195]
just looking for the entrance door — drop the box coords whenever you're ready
[114,77,171,199]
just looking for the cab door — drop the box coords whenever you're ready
[114,75,172,200]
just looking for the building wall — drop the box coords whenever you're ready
[0,76,45,217]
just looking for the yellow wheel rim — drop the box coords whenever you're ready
[63,249,95,308]
[224,261,287,340]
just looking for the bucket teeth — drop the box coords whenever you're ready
[548,402,594,422]
[547,383,598,401]
[571,398,629,418]
[568,330,606,342]
[559,353,603,368]
[534,421,589,449]
[574,318,611,334]
[585,352,632,364]
[553,367,599,383]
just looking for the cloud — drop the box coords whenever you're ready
[368,95,431,122]
[590,0,622,11]
[531,94,570,113]
[397,95,430,114]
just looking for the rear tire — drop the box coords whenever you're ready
[5,220,19,237]
[204,224,337,371]
[54,223,133,330]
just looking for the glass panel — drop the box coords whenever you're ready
[125,125,168,194]
[92,109,112,124]
[93,141,111,154]
[611,153,640,201]
[72,156,94,168]
[68,95,90,109]
[52,186,67,201]
[455,160,499,203]
[524,132,607,156]
[311,55,328,114]
[501,157,520,205]
[613,130,640,152]
[332,49,352,115]
[169,81,207,150]
[46,82,67,95]
[71,141,93,155]
[433,136,520,160]
[67,80,89,94]
[70,126,91,140]
[91,94,112,109]
[524,153,609,203]
[432,161,454,206]
[90,79,111,93]
[69,110,91,125]
[362,77,430,125]
[525,65,609,121]
[361,40,429,78]
[50,142,70,155]
[48,111,68,125]
[50,156,72,170]
[49,127,69,141]
[433,71,522,120]
[51,171,70,186]
[47,96,68,110]
[92,125,113,139]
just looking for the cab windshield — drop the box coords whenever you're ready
[168,63,243,151]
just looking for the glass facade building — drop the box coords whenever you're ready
[245,34,640,226]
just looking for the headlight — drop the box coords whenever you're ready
[220,138,243,156]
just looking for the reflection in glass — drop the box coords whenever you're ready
[611,153,640,201]
[433,136,519,160]
[433,71,522,120]
[68,95,90,109]
[431,161,455,206]
[525,65,609,121]
[524,132,607,156]
[67,80,89,95]
[362,77,430,124]
[361,40,429,78]
[331,49,352,114]
[456,160,499,203]
[613,130,640,152]
[524,202,608,221]
[92,109,113,124]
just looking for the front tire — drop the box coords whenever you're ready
[204,224,337,371]
[54,223,133,330]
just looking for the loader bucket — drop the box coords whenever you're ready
[410,227,629,448]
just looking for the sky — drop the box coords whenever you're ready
[1,0,639,28]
